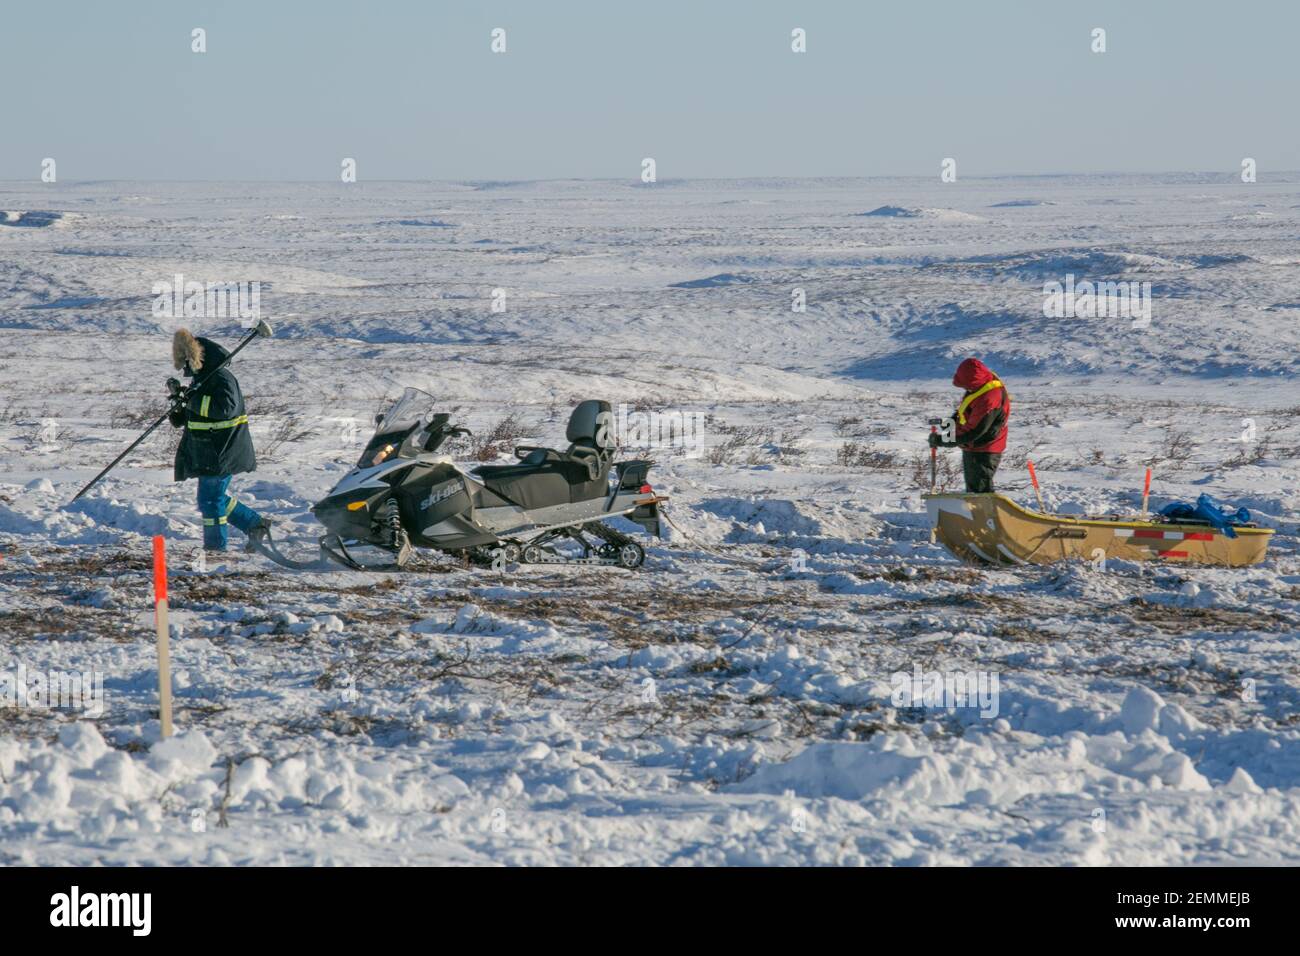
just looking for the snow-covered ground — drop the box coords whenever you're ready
[1,176,1298,864]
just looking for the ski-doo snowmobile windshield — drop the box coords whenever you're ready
[356,387,438,468]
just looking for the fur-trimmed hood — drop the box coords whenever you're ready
[172,328,204,373]
[172,329,231,378]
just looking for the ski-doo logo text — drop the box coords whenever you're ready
[50,886,151,936]
[891,665,999,718]
[615,404,705,458]
[1042,274,1151,329]
[1,661,105,717]
[152,273,261,325]
[420,481,461,511]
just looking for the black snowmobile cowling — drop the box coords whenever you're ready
[265,389,666,571]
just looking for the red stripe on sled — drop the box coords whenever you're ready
[1132,529,1166,539]
[1183,532,1214,541]
[1160,550,1189,558]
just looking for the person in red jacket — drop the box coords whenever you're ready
[929,358,1011,492]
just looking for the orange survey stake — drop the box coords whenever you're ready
[152,535,168,604]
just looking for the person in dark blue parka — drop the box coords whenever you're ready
[170,328,268,551]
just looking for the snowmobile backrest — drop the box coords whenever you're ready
[566,400,615,449]
[563,400,615,481]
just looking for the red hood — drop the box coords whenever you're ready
[953,358,996,390]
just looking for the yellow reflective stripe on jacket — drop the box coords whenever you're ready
[956,379,1004,425]
[199,394,211,418]
[186,414,248,431]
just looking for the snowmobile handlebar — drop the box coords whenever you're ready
[416,421,470,453]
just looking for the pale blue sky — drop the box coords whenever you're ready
[3,0,1296,180]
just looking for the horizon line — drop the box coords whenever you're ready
[3,170,1298,186]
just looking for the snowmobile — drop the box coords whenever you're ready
[251,388,666,571]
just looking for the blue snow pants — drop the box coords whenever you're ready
[197,475,263,551]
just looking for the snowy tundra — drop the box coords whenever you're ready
[0,176,1297,865]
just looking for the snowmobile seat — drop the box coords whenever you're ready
[472,463,572,510]
[471,401,615,506]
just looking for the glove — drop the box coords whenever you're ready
[927,432,942,448]
[168,403,187,429]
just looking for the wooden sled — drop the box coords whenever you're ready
[923,492,1273,567]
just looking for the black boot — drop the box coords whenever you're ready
[244,516,275,553]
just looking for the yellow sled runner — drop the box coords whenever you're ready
[923,492,1273,567]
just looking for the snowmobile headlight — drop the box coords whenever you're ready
[346,500,367,511]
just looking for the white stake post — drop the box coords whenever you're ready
[152,535,173,738]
